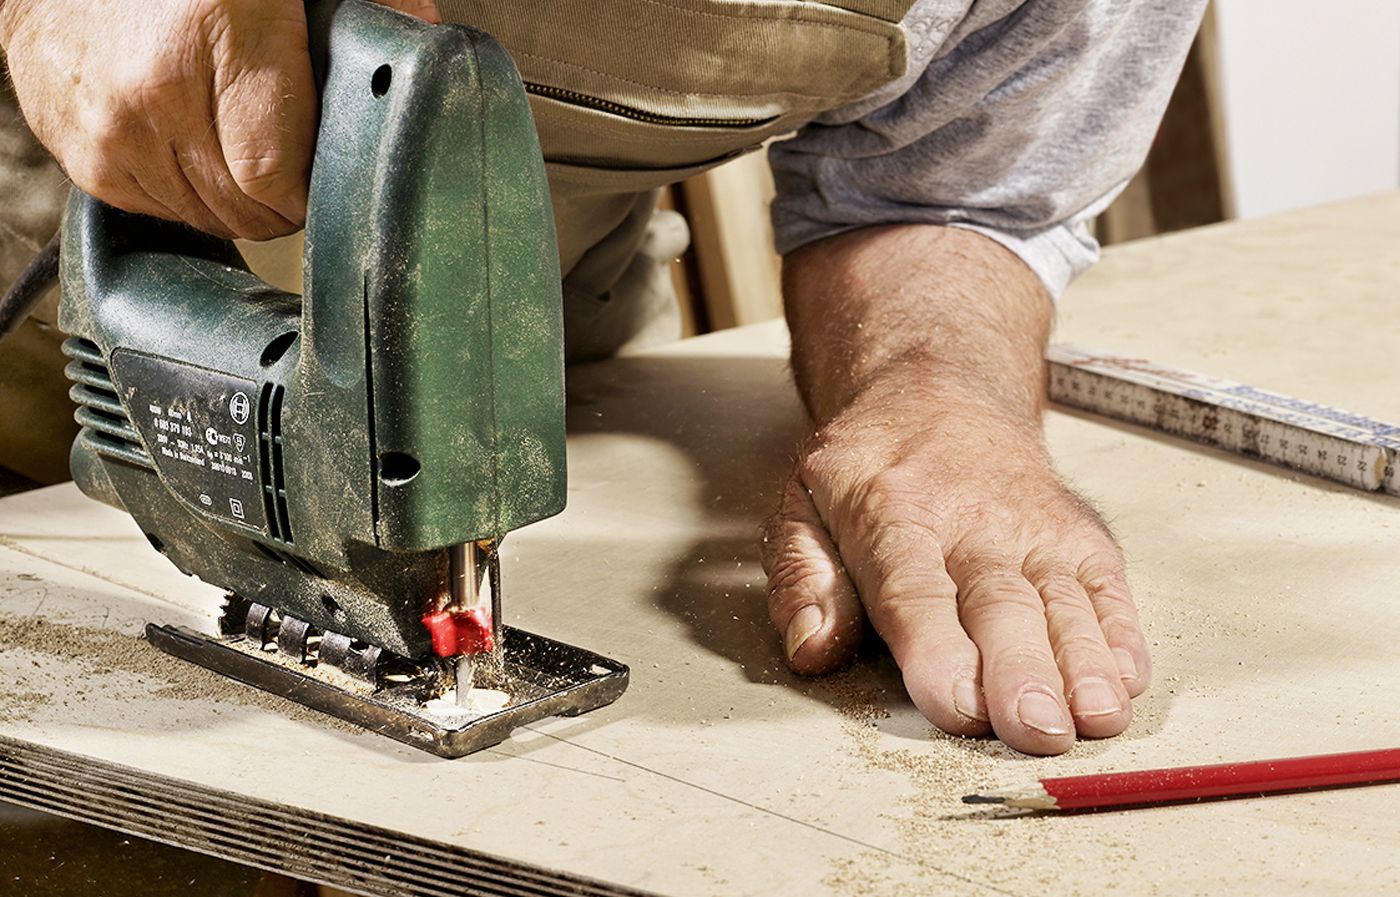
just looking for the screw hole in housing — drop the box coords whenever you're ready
[379,451,420,485]
[371,64,392,98]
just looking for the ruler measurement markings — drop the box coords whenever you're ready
[1047,345,1396,495]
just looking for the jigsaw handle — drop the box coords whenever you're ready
[56,0,349,340]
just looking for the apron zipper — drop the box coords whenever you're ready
[525,82,775,129]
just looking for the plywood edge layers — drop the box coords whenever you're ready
[0,735,657,897]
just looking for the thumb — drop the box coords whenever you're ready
[371,0,442,23]
[761,471,864,674]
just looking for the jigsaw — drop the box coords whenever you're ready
[50,0,628,757]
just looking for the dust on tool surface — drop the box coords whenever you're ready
[51,0,628,757]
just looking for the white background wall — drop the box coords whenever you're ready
[1212,0,1400,218]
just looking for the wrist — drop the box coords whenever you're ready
[807,345,1047,430]
[825,365,1048,452]
[783,224,1052,427]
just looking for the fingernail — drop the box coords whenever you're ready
[1112,648,1139,681]
[1069,677,1123,719]
[1017,691,1072,736]
[952,679,988,722]
[785,605,824,661]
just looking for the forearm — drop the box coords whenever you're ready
[783,224,1052,433]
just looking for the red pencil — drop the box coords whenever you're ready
[962,747,1400,811]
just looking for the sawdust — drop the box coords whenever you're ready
[817,666,1145,897]
[0,610,356,733]
[3,690,47,723]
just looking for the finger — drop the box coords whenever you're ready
[372,0,442,23]
[62,98,190,224]
[1079,551,1152,698]
[178,128,300,240]
[131,165,224,232]
[838,488,989,736]
[131,150,239,239]
[211,61,316,225]
[210,15,317,227]
[63,113,231,236]
[954,558,1074,755]
[1029,562,1132,739]
[63,152,184,225]
[762,474,863,674]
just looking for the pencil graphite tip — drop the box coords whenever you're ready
[962,794,1006,805]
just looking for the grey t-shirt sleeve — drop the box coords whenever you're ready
[768,0,1208,298]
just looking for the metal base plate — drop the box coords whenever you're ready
[146,624,629,758]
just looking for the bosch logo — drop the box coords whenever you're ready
[229,392,251,424]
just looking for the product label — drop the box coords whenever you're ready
[109,349,268,532]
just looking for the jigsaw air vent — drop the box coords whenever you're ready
[256,382,294,544]
[60,337,154,469]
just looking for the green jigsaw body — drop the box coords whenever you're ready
[57,0,566,661]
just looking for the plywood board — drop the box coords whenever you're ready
[5,194,1400,895]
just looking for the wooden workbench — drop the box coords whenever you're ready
[4,193,1400,896]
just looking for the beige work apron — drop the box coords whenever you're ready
[0,1,918,480]
[437,0,919,361]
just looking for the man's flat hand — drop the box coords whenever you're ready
[765,224,1151,756]
[0,0,439,241]
[763,392,1149,755]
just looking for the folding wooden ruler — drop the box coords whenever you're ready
[1047,344,1400,495]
